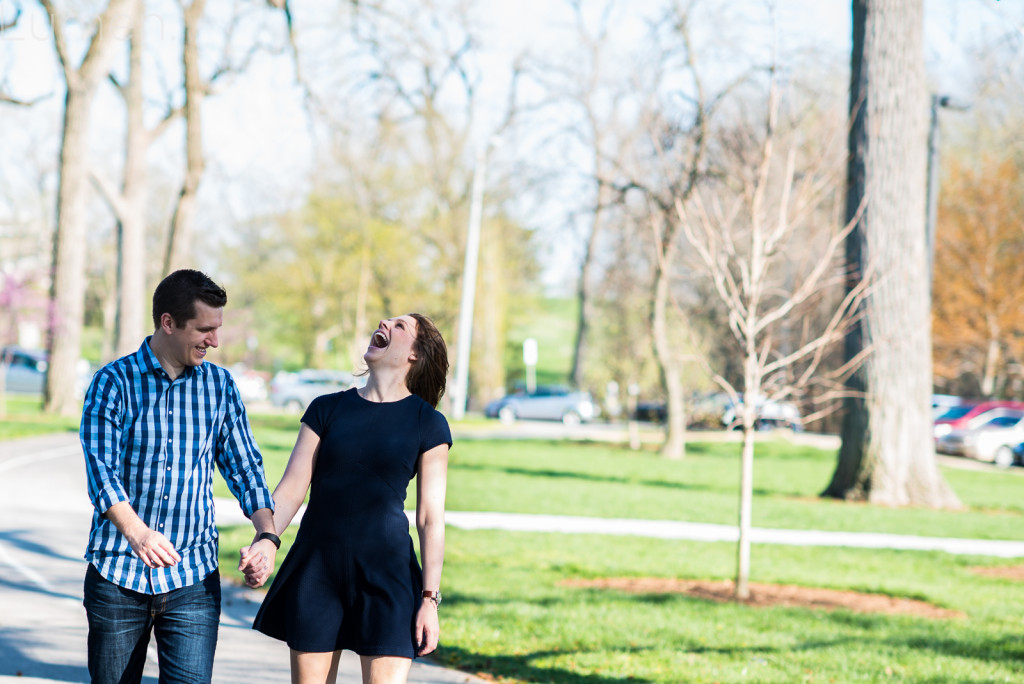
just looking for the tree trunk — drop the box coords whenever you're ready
[43,0,137,415]
[45,88,93,415]
[116,1,148,356]
[823,0,960,508]
[570,183,610,389]
[164,0,206,274]
[652,235,686,460]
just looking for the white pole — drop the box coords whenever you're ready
[451,144,488,420]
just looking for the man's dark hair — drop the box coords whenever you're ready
[152,269,227,329]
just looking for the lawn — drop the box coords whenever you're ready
[215,415,1024,683]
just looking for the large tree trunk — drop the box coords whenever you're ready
[116,1,148,356]
[823,0,959,508]
[164,0,206,274]
[43,0,137,415]
[45,90,92,415]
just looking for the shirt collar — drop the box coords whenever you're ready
[137,336,204,380]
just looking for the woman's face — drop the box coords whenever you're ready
[364,315,419,368]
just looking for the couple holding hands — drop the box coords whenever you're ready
[80,269,451,684]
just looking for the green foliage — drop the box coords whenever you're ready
[0,396,80,439]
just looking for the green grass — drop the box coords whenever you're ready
[0,395,80,439]
[8,406,1024,682]
[214,416,1024,682]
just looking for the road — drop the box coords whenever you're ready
[0,433,484,684]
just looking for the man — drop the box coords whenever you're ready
[81,269,280,683]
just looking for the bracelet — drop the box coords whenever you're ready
[256,532,281,549]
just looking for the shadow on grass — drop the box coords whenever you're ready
[450,461,721,494]
[435,644,653,684]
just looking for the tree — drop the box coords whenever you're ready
[822,0,959,508]
[41,0,138,415]
[933,156,1024,398]
[676,76,866,599]
[91,3,183,358]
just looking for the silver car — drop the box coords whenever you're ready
[270,369,358,412]
[484,386,599,425]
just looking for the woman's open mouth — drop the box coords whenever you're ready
[370,331,389,349]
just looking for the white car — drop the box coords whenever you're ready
[937,410,1024,464]
[721,395,803,431]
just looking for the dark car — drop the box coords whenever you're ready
[1,346,48,394]
[484,385,599,425]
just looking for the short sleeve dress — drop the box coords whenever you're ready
[252,388,452,657]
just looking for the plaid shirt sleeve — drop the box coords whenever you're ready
[214,375,274,518]
[80,369,131,515]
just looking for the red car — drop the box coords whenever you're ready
[933,400,1024,440]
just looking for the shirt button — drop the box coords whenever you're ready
[164,496,169,500]
[166,467,171,471]
[159,524,164,528]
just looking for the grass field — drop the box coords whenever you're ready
[214,415,1024,683]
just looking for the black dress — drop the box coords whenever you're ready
[252,388,452,656]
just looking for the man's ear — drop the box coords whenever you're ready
[159,313,177,334]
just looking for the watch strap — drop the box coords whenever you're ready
[256,532,282,549]
[422,589,441,607]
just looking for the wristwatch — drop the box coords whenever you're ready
[422,589,442,608]
[256,532,282,549]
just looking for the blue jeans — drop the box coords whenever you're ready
[83,564,221,684]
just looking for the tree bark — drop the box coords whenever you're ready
[164,0,206,274]
[823,0,960,508]
[652,229,686,460]
[116,1,148,356]
[43,0,138,415]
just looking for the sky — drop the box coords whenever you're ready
[1,0,1022,290]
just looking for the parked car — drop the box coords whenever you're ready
[934,400,1024,439]
[932,394,971,420]
[935,409,1024,459]
[996,441,1024,469]
[484,386,599,425]
[1,346,91,398]
[721,394,803,431]
[269,369,358,412]
[1,346,48,394]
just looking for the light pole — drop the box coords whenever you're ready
[451,142,491,421]
[925,94,969,297]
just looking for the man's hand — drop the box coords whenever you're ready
[238,539,277,588]
[126,527,181,569]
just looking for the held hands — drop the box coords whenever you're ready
[415,599,440,656]
[238,538,277,589]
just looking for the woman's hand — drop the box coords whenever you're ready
[414,599,440,655]
[238,539,277,588]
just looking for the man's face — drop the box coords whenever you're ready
[167,301,223,368]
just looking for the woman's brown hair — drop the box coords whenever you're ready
[406,313,449,408]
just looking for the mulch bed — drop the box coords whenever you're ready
[561,577,964,619]
[970,564,1024,580]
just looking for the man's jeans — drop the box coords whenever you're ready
[83,564,221,684]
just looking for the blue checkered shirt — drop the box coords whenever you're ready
[81,338,274,594]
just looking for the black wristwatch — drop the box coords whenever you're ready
[256,532,281,549]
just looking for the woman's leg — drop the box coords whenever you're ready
[359,655,412,684]
[290,649,342,684]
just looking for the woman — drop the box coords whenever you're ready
[246,313,450,684]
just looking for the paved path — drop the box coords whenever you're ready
[0,434,484,684]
